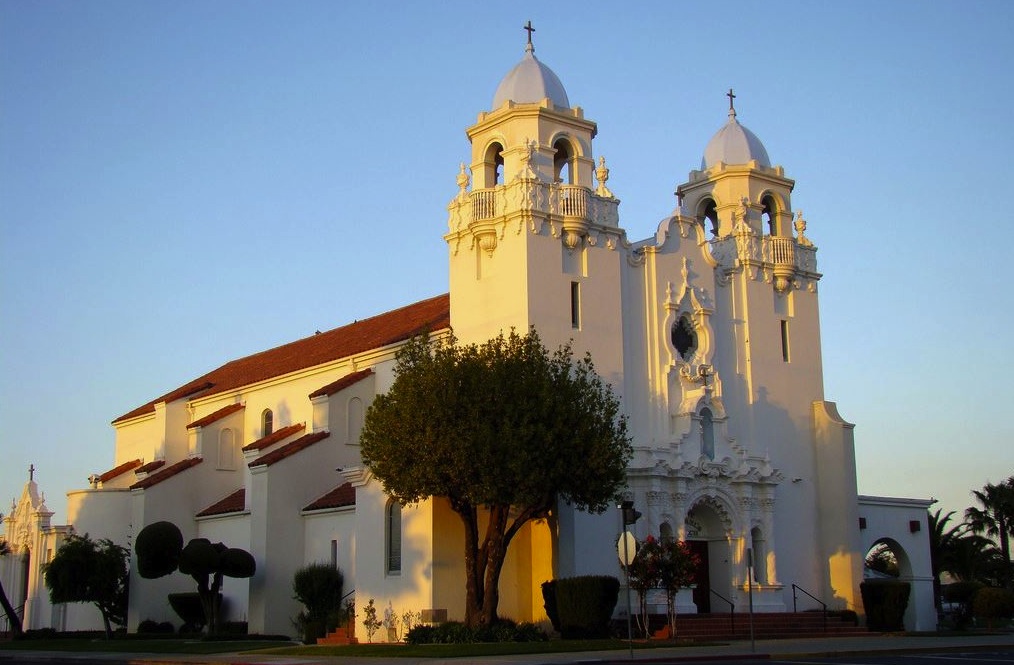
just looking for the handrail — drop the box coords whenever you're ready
[710,589,735,633]
[0,604,25,636]
[791,583,827,631]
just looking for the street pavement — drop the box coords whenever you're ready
[1,633,1013,665]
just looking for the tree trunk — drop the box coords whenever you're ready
[458,503,484,627]
[99,607,113,640]
[0,581,22,637]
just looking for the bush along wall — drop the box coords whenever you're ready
[555,575,620,639]
[860,580,910,632]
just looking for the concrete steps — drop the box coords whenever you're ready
[317,622,359,645]
[647,612,865,641]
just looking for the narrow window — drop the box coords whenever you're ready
[701,408,715,460]
[751,527,767,584]
[386,500,402,574]
[218,428,235,470]
[484,142,505,187]
[261,409,273,437]
[660,522,674,543]
[330,539,339,569]
[762,195,777,235]
[780,320,790,362]
[701,200,719,237]
[570,281,581,329]
[553,138,573,184]
[348,397,364,445]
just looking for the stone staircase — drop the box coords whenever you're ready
[317,621,358,645]
[650,611,865,641]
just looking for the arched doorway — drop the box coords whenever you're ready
[685,499,733,613]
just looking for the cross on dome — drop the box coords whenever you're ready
[523,20,535,46]
[727,88,737,117]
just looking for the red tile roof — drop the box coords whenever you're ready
[249,431,329,468]
[241,422,306,452]
[98,459,142,484]
[135,459,166,474]
[303,482,355,511]
[196,488,246,517]
[187,403,244,429]
[308,369,374,399]
[114,294,449,424]
[130,457,202,490]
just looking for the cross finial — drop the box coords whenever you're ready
[29,464,34,482]
[726,88,736,115]
[523,20,535,46]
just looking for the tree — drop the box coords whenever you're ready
[360,330,632,628]
[0,538,22,637]
[965,477,1014,585]
[929,510,965,611]
[43,534,129,639]
[655,538,698,637]
[134,521,255,635]
[292,562,344,643]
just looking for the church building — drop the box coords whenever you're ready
[2,30,936,638]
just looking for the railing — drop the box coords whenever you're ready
[557,184,588,219]
[470,189,498,221]
[710,589,735,634]
[791,583,827,631]
[768,236,795,266]
[0,604,24,637]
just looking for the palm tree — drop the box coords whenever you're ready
[0,538,23,637]
[929,510,967,611]
[965,477,1014,584]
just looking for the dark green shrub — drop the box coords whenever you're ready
[974,587,1014,628]
[434,621,473,643]
[292,562,344,644]
[541,580,560,632]
[556,575,620,639]
[219,620,248,635]
[944,581,985,628]
[405,624,436,644]
[512,621,549,642]
[860,580,910,631]
[136,619,174,634]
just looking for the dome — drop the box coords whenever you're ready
[701,108,771,169]
[492,43,570,110]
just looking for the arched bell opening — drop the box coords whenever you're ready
[482,142,505,187]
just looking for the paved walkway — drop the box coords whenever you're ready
[1,633,1013,665]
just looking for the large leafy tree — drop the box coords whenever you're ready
[43,534,129,639]
[0,538,22,637]
[360,330,632,628]
[134,521,256,635]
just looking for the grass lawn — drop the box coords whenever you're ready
[0,637,711,657]
[253,638,706,658]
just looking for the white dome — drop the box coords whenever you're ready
[701,109,771,169]
[492,43,570,109]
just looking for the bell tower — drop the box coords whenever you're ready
[445,29,626,377]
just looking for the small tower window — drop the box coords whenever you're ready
[762,195,778,236]
[780,320,790,362]
[672,315,697,361]
[700,199,719,237]
[218,428,235,470]
[701,407,715,460]
[483,142,505,187]
[261,409,273,437]
[570,281,581,329]
[553,138,574,184]
[751,527,767,584]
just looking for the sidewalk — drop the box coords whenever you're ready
[2,633,1013,665]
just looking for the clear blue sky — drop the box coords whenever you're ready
[2,1,1012,530]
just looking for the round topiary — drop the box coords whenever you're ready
[134,521,183,579]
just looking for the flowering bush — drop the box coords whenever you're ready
[620,535,699,638]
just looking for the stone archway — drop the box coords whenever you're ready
[685,497,734,613]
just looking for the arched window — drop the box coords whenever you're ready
[762,195,778,236]
[700,199,719,236]
[347,397,364,445]
[261,409,273,437]
[660,522,674,543]
[218,428,235,470]
[701,408,715,460]
[672,314,697,361]
[751,527,767,584]
[483,142,505,187]
[553,138,574,184]
[386,500,402,574]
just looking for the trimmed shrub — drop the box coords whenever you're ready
[168,592,214,630]
[555,575,620,639]
[137,619,174,634]
[944,581,985,628]
[860,580,910,631]
[405,619,547,644]
[974,587,1014,628]
[541,580,561,632]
